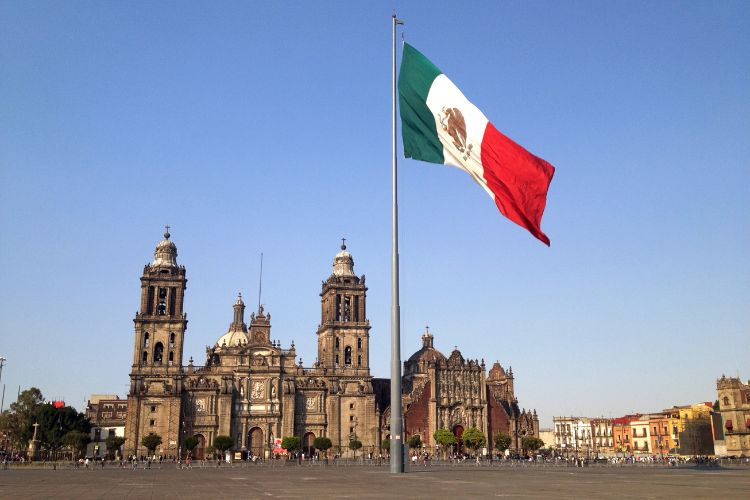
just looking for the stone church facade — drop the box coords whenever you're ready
[124,232,538,459]
[393,331,539,455]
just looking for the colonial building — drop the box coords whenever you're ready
[124,232,538,458]
[663,403,715,456]
[630,416,652,456]
[612,415,639,455]
[553,417,613,458]
[85,394,127,458]
[716,376,750,457]
[553,417,594,457]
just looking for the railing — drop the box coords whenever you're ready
[3,456,750,470]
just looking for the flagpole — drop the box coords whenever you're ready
[390,11,404,474]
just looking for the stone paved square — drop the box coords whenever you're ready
[1,464,749,499]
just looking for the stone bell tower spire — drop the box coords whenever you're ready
[317,240,371,373]
[132,227,187,368]
[332,239,355,277]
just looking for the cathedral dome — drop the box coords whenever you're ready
[406,329,446,365]
[216,329,248,348]
[152,228,178,268]
[407,346,446,365]
[332,240,354,277]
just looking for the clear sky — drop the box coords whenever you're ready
[1,1,748,426]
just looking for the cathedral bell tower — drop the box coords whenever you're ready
[125,228,187,458]
[131,228,188,370]
[317,240,370,374]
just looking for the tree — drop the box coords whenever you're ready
[0,388,45,450]
[433,429,456,458]
[281,436,300,458]
[205,445,216,459]
[380,439,390,455]
[105,435,125,459]
[62,431,90,459]
[312,436,332,460]
[348,439,362,459]
[184,436,199,456]
[407,434,422,450]
[0,411,24,450]
[36,404,91,456]
[461,427,486,456]
[493,432,512,456]
[521,436,545,456]
[213,435,234,457]
[141,433,163,455]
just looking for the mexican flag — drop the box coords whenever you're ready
[398,43,555,246]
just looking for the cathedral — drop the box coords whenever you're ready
[124,231,538,459]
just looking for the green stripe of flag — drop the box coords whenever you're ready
[398,43,444,164]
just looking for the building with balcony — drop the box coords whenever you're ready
[85,394,128,458]
[716,375,750,457]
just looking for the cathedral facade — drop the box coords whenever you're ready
[124,232,538,459]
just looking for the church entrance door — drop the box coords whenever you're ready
[193,434,205,460]
[452,425,464,455]
[248,427,264,458]
[303,432,316,457]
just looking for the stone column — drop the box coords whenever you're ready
[241,421,248,450]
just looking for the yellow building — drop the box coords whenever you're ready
[661,403,714,456]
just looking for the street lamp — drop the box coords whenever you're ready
[0,356,6,413]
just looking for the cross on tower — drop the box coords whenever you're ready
[341,237,346,250]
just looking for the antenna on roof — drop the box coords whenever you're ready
[258,252,264,311]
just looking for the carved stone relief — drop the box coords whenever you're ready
[251,380,265,399]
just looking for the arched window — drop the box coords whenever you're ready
[723,396,729,406]
[335,337,340,350]
[357,355,361,367]
[168,351,174,366]
[169,332,175,347]
[142,351,148,363]
[157,288,168,315]
[335,354,339,365]
[154,342,164,363]
[343,297,351,321]
[344,346,352,365]
[143,332,149,347]
[357,338,362,350]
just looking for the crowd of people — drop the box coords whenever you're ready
[3,450,748,470]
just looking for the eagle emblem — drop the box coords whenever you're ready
[439,107,473,160]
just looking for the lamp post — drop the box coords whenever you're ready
[0,356,6,413]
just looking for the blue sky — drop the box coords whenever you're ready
[1,1,748,426]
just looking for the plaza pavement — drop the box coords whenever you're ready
[1,464,748,499]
